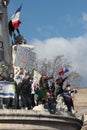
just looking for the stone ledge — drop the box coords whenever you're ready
[0,109,83,130]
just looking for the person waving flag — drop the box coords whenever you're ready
[8,4,22,44]
[11,4,22,30]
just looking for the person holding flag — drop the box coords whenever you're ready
[54,67,69,99]
[8,4,22,44]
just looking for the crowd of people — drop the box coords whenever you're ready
[0,68,77,114]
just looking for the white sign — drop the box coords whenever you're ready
[14,45,36,71]
[33,70,41,84]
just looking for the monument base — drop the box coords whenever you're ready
[0,109,83,130]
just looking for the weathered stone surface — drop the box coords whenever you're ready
[0,0,12,67]
[0,109,83,130]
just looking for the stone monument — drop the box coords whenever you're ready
[0,1,83,130]
[0,0,12,71]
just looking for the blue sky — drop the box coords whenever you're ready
[8,0,87,41]
[8,0,87,86]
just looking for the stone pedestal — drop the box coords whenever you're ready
[0,110,83,130]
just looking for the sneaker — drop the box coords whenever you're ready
[71,109,75,114]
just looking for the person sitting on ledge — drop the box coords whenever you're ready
[62,84,77,114]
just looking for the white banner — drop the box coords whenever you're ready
[33,70,41,84]
[14,45,36,71]
[0,81,15,98]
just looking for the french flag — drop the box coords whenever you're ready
[11,4,22,29]
[59,67,69,75]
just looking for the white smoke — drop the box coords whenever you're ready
[30,34,87,87]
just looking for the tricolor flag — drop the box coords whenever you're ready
[11,4,22,29]
[59,67,69,75]
[8,4,22,34]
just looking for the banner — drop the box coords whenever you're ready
[0,81,15,98]
[33,70,41,84]
[14,45,36,71]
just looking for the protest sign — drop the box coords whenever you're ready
[14,45,36,71]
[33,70,41,84]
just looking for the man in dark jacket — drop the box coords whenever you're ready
[20,75,32,109]
[39,73,54,90]
[62,84,77,113]
[54,76,68,99]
